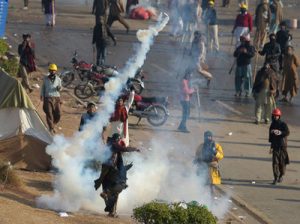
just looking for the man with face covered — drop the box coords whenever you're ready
[40,64,62,134]
[194,131,224,194]
[233,35,255,97]
[259,33,281,73]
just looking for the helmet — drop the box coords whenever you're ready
[208,1,214,6]
[272,108,282,116]
[48,63,58,71]
[240,3,248,9]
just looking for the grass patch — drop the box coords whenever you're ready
[0,160,23,188]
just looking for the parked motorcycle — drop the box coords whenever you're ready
[60,51,118,87]
[74,69,145,99]
[126,93,169,126]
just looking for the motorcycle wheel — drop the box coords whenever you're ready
[61,71,74,87]
[74,84,94,99]
[146,105,168,126]
[130,79,144,94]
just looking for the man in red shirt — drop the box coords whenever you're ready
[232,3,253,47]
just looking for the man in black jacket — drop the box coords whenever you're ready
[269,108,290,185]
[259,33,281,73]
[92,23,116,66]
[92,0,108,24]
[276,21,292,70]
[233,35,255,97]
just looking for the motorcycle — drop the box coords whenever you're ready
[74,69,145,99]
[60,51,118,87]
[126,93,169,127]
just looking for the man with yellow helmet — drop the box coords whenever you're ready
[232,3,253,46]
[202,0,219,53]
[40,63,62,134]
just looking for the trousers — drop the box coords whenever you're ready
[43,97,61,130]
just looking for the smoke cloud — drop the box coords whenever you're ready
[37,13,170,212]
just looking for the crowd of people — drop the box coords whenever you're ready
[13,0,296,218]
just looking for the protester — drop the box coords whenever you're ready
[269,0,283,34]
[79,102,97,131]
[42,0,56,26]
[202,1,219,53]
[92,22,116,66]
[18,34,36,93]
[23,0,29,10]
[259,33,281,74]
[269,108,290,185]
[281,46,300,103]
[181,0,197,43]
[190,31,212,87]
[276,21,292,70]
[177,69,195,133]
[168,0,182,38]
[107,0,130,33]
[233,35,255,97]
[92,0,109,25]
[94,133,140,217]
[232,3,252,47]
[252,63,277,124]
[254,0,271,49]
[194,131,224,194]
[40,64,62,134]
[108,90,135,146]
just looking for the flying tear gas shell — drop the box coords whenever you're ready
[136,13,169,42]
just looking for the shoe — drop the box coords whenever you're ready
[254,120,259,125]
[100,192,108,201]
[23,6,28,10]
[272,178,278,185]
[177,128,190,133]
[278,176,283,183]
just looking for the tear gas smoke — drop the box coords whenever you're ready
[118,134,229,219]
[37,13,169,212]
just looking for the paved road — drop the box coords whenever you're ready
[6,0,300,223]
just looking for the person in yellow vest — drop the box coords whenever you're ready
[194,131,224,194]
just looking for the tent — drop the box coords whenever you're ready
[0,70,52,171]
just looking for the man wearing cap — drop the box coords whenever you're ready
[254,0,271,49]
[269,108,290,185]
[252,63,277,124]
[40,64,62,134]
[194,131,224,194]
[233,35,255,97]
[202,1,219,53]
[232,3,253,47]
[79,102,97,131]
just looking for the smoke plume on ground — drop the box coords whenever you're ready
[37,13,169,212]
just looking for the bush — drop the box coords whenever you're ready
[133,201,217,224]
[0,56,19,77]
[0,39,9,55]
[0,160,23,187]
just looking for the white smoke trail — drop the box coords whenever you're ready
[37,13,169,212]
